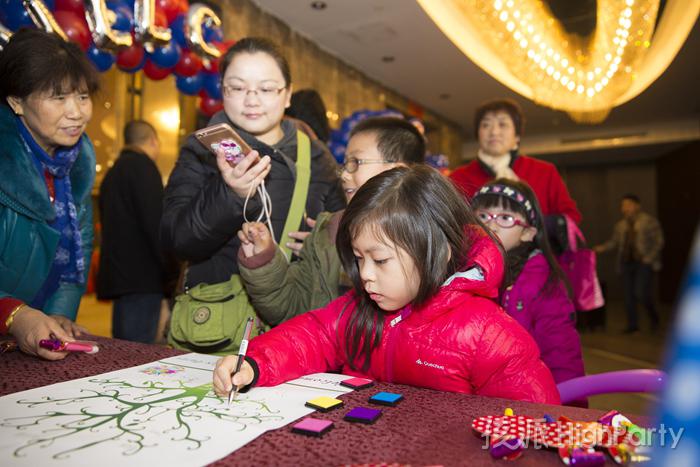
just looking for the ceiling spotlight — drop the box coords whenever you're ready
[310,1,327,10]
[381,55,395,63]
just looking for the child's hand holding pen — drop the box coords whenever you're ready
[213,357,254,397]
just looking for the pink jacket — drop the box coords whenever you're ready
[247,233,561,404]
[501,253,585,385]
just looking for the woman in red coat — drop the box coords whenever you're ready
[214,166,560,404]
[450,99,581,224]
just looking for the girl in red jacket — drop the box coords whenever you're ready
[214,166,560,404]
[471,179,585,386]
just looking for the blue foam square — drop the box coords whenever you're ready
[369,391,403,406]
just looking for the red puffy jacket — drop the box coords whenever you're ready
[247,232,561,404]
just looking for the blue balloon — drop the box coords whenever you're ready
[87,44,115,72]
[170,14,187,48]
[176,73,204,96]
[2,0,34,31]
[149,41,181,69]
[202,72,222,100]
[106,1,133,32]
[203,24,223,43]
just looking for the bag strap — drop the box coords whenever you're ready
[564,214,586,252]
[278,130,311,261]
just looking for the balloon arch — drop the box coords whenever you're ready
[0,0,231,116]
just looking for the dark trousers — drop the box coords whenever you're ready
[621,261,658,329]
[112,293,162,343]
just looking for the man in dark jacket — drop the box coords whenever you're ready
[97,120,172,343]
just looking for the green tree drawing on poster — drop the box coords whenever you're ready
[1,376,284,460]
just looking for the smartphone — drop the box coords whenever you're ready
[194,123,256,167]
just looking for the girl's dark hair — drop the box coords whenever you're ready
[471,178,571,298]
[0,29,100,102]
[336,165,485,370]
[473,98,524,138]
[219,37,291,86]
[285,89,331,142]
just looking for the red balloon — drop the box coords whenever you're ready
[177,0,189,15]
[217,39,236,53]
[53,10,91,51]
[157,0,182,24]
[155,8,168,28]
[54,0,85,16]
[174,49,202,77]
[199,96,223,117]
[143,60,173,80]
[116,43,146,69]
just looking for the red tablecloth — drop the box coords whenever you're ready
[0,336,650,466]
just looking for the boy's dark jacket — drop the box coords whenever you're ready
[238,210,343,325]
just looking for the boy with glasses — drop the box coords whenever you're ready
[237,117,425,326]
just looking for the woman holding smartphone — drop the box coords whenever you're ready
[161,38,344,293]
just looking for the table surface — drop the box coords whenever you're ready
[0,336,650,467]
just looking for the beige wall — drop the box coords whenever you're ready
[214,0,464,166]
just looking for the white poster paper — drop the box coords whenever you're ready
[0,353,351,466]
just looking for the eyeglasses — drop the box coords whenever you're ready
[475,210,529,229]
[339,158,392,174]
[222,85,287,100]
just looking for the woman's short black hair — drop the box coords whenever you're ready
[218,37,291,87]
[0,29,100,102]
[473,98,525,138]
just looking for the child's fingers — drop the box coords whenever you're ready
[237,230,249,244]
[213,356,237,394]
[231,362,254,387]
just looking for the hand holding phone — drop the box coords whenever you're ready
[194,123,258,168]
[195,123,272,198]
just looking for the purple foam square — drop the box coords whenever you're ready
[344,406,382,424]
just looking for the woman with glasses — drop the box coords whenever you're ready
[471,179,584,394]
[161,38,345,296]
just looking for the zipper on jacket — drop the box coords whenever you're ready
[384,305,412,382]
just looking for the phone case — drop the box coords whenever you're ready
[194,123,254,167]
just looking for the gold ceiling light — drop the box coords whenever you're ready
[417,0,699,123]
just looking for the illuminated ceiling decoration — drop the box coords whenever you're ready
[417,0,699,123]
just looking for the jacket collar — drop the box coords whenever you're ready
[477,149,520,177]
[0,105,95,221]
[392,227,504,326]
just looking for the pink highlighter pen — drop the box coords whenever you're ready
[39,339,99,354]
